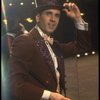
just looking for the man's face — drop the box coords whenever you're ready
[36,9,61,35]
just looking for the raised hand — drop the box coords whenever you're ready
[63,2,82,22]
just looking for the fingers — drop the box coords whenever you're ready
[50,92,71,100]
[65,97,71,100]
[63,2,76,11]
[62,2,81,20]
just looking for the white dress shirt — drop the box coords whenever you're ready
[35,25,60,99]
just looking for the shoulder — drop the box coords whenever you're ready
[10,32,34,58]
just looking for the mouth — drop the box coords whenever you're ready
[48,23,56,29]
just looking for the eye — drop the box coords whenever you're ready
[46,12,52,16]
[55,14,60,18]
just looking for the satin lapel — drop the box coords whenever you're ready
[30,28,57,81]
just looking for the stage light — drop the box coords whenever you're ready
[32,2,34,5]
[84,52,88,56]
[92,51,95,54]
[81,13,84,16]
[76,54,80,58]
[3,19,7,25]
[26,18,33,23]
[9,3,12,6]
[20,2,24,5]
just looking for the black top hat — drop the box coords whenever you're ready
[33,0,65,16]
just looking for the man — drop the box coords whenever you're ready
[8,0,91,100]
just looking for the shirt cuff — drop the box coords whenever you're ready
[23,30,28,34]
[41,90,51,99]
[75,19,88,31]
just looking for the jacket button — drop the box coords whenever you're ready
[46,80,49,84]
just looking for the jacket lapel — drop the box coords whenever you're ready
[30,28,57,82]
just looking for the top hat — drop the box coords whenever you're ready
[33,0,65,16]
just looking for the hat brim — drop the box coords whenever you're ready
[33,5,64,16]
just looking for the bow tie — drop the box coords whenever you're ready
[43,34,54,45]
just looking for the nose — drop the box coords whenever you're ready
[50,15,56,22]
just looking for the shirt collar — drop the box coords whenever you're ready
[35,25,45,38]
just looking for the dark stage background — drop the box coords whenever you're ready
[2,0,99,51]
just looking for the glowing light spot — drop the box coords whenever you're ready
[84,52,88,56]
[92,51,95,54]
[9,3,12,6]
[76,54,80,58]
[26,18,33,23]
[81,13,84,16]
[3,19,7,25]
[20,2,24,5]
[32,2,34,4]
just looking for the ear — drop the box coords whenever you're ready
[35,14,40,23]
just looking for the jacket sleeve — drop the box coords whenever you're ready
[9,35,44,100]
[59,29,91,57]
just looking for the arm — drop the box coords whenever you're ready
[59,30,91,57]
[19,23,28,34]
[59,3,91,57]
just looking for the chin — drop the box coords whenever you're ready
[47,29,55,34]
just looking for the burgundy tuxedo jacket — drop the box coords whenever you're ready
[8,27,91,100]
